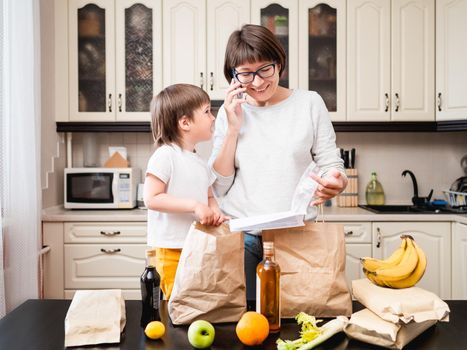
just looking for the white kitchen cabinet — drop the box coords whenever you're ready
[67,0,162,121]
[251,0,346,121]
[436,0,467,121]
[347,0,435,121]
[372,222,451,299]
[452,222,467,299]
[337,222,372,294]
[163,0,250,100]
[43,221,147,299]
[346,244,372,292]
[64,244,146,289]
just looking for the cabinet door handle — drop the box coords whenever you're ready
[385,93,389,112]
[376,227,382,248]
[210,72,214,91]
[437,92,442,112]
[100,231,121,236]
[344,230,353,236]
[199,72,204,89]
[118,93,122,112]
[395,93,400,112]
[108,93,112,112]
[100,248,121,254]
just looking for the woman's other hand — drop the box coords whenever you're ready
[224,80,246,133]
[211,206,231,226]
[310,168,348,206]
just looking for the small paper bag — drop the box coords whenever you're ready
[263,221,352,318]
[352,279,450,324]
[64,289,126,347]
[168,222,246,325]
[344,308,437,349]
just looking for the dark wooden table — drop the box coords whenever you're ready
[0,299,466,350]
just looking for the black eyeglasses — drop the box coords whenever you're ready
[232,63,276,84]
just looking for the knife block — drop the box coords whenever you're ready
[337,169,358,207]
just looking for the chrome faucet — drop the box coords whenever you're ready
[401,170,433,207]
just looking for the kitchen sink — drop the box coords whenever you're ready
[359,204,445,214]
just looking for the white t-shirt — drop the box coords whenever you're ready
[209,89,344,220]
[146,144,216,248]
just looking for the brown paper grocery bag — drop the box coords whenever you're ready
[263,221,352,318]
[168,222,246,325]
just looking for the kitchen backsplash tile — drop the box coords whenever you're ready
[337,132,467,204]
[71,131,466,204]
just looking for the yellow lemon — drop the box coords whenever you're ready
[145,321,165,339]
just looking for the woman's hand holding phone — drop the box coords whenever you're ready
[224,78,246,133]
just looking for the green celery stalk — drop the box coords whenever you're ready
[277,315,347,350]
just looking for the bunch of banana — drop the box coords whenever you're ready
[360,235,427,289]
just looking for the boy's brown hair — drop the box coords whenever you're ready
[223,24,286,82]
[150,84,210,147]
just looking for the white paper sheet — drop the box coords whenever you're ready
[229,162,320,231]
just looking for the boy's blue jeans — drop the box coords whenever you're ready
[244,232,263,310]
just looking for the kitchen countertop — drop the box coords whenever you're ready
[42,205,467,224]
[1,299,465,350]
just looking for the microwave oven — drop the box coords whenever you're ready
[64,168,141,209]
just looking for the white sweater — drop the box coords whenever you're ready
[209,89,344,220]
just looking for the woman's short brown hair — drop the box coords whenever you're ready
[150,84,210,147]
[223,24,286,82]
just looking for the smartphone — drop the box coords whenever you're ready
[231,71,244,99]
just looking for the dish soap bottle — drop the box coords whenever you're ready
[256,241,281,333]
[366,172,385,205]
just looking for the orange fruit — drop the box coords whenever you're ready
[235,311,269,346]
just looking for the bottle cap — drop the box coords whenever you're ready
[263,241,274,254]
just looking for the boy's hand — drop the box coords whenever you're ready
[194,202,217,225]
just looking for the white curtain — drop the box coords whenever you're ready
[0,0,41,316]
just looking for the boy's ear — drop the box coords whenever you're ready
[178,116,191,131]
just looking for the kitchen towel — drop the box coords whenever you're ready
[344,308,437,349]
[168,222,246,325]
[262,221,352,318]
[64,289,126,347]
[352,278,450,324]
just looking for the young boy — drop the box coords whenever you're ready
[144,84,228,299]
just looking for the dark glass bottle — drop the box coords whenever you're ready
[140,249,161,327]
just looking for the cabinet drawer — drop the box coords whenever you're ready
[64,222,147,243]
[64,289,141,300]
[338,222,372,243]
[64,244,146,289]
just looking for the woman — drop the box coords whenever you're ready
[209,24,347,308]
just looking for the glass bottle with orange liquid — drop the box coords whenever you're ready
[256,241,281,332]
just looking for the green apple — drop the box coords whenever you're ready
[187,320,215,349]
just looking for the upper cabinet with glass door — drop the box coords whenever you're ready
[299,0,346,121]
[251,0,345,121]
[68,0,162,121]
[251,0,299,89]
